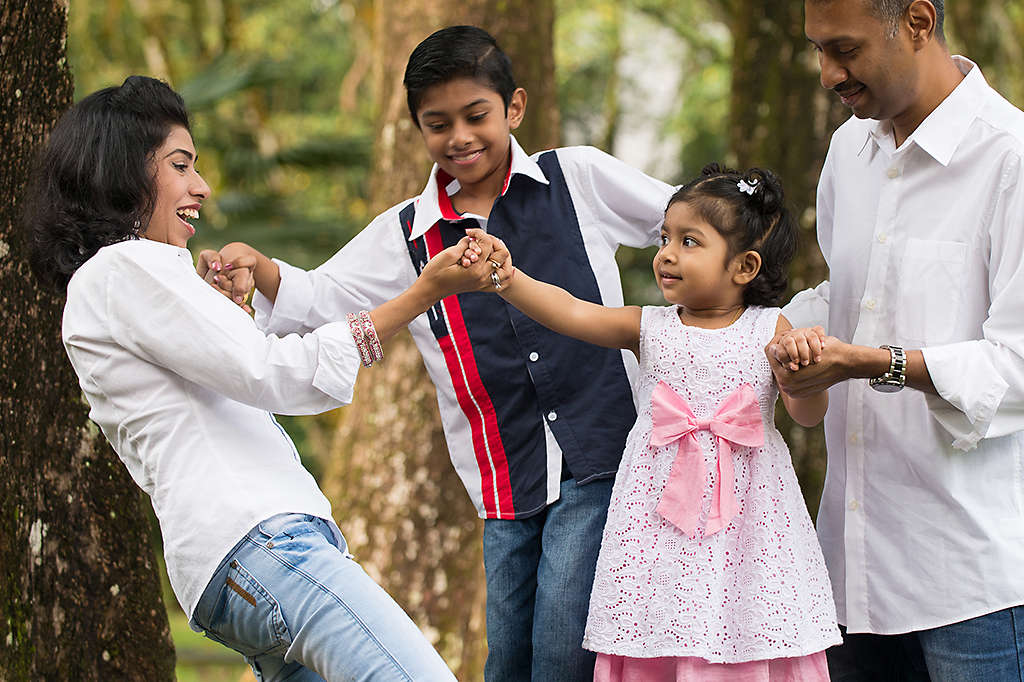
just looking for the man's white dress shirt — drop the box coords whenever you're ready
[785,58,1024,634]
[62,239,360,616]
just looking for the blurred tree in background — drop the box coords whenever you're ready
[3,0,1012,677]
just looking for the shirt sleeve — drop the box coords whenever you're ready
[921,153,1024,450]
[557,146,676,249]
[782,140,837,332]
[782,281,831,331]
[105,247,362,415]
[253,206,414,335]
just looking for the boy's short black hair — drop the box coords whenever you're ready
[403,25,517,124]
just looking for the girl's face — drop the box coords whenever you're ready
[653,201,745,310]
[144,125,210,248]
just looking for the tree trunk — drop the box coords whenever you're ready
[726,1,847,516]
[318,3,557,678]
[0,2,175,679]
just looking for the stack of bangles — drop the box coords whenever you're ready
[347,310,384,367]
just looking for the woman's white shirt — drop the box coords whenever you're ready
[61,239,361,617]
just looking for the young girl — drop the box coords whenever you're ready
[474,164,839,681]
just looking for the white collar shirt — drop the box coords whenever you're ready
[784,57,1024,633]
[62,239,359,616]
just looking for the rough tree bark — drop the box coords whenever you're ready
[726,0,847,516]
[318,2,557,678]
[0,1,175,679]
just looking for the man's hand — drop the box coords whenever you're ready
[767,333,851,397]
[771,326,827,371]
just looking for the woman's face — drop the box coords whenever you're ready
[145,125,210,248]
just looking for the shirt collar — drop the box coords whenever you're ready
[408,135,549,241]
[861,56,988,165]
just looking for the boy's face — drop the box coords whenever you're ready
[805,0,920,123]
[415,77,526,194]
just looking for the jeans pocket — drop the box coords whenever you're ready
[203,558,290,659]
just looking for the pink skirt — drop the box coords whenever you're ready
[594,651,830,682]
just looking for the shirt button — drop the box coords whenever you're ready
[864,298,877,310]
[547,411,558,422]
[877,233,888,244]
[849,433,859,445]
[887,167,900,178]
[529,352,539,362]
[848,500,860,511]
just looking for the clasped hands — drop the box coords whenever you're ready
[766,326,853,398]
[196,228,514,311]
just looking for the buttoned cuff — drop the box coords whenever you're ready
[253,259,315,335]
[311,321,361,405]
[921,342,1008,451]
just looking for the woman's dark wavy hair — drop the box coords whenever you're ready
[668,163,798,307]
[24,75,190,290]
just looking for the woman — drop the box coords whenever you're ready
[25,75,507,681]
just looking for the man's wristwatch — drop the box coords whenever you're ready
[869,344,906,393]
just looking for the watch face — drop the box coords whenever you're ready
[871,381,904,393]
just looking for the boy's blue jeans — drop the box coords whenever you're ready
[483,477,614,682]
[828,605,1024,682]
[189,513,455,682]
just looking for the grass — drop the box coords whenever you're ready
[169,606,254,682]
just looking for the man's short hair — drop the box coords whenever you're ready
[868,0,945,40]
[808,0,946,42]
[403,25,517,124]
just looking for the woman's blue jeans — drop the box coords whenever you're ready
[189,513,455,681]
[828,605,1024,682]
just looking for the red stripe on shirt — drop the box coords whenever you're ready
[423,224,514,517]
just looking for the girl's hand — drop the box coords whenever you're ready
[461,228,514,290]
[769,326,827,371]
[418,233,513,298]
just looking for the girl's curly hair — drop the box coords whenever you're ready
[668,163,798,307]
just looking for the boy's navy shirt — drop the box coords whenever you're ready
[254,136,675,520]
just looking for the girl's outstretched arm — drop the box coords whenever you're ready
[467,229,642,356]
[772,314,829,427]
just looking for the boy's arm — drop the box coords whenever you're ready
[559,146,677,249]
[211,207,414,336]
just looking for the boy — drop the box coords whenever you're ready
[206,26,674,681]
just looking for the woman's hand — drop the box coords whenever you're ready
[418,233,513,299]
[196,243,259,313]
[458,228,514,290]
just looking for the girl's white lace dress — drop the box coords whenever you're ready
[582,305,841,664]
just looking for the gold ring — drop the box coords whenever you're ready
[490,271,502,290]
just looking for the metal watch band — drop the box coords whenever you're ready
[869,344,906,393]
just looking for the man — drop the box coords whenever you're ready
[772,0,1024,679]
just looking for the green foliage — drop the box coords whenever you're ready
[69,0,374,268]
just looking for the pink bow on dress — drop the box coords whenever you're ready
[650,381,764,538]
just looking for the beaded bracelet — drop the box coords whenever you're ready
[347,312,375,367]
[358,310,384,364]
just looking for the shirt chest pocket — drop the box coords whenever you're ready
[896,238,967,346]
